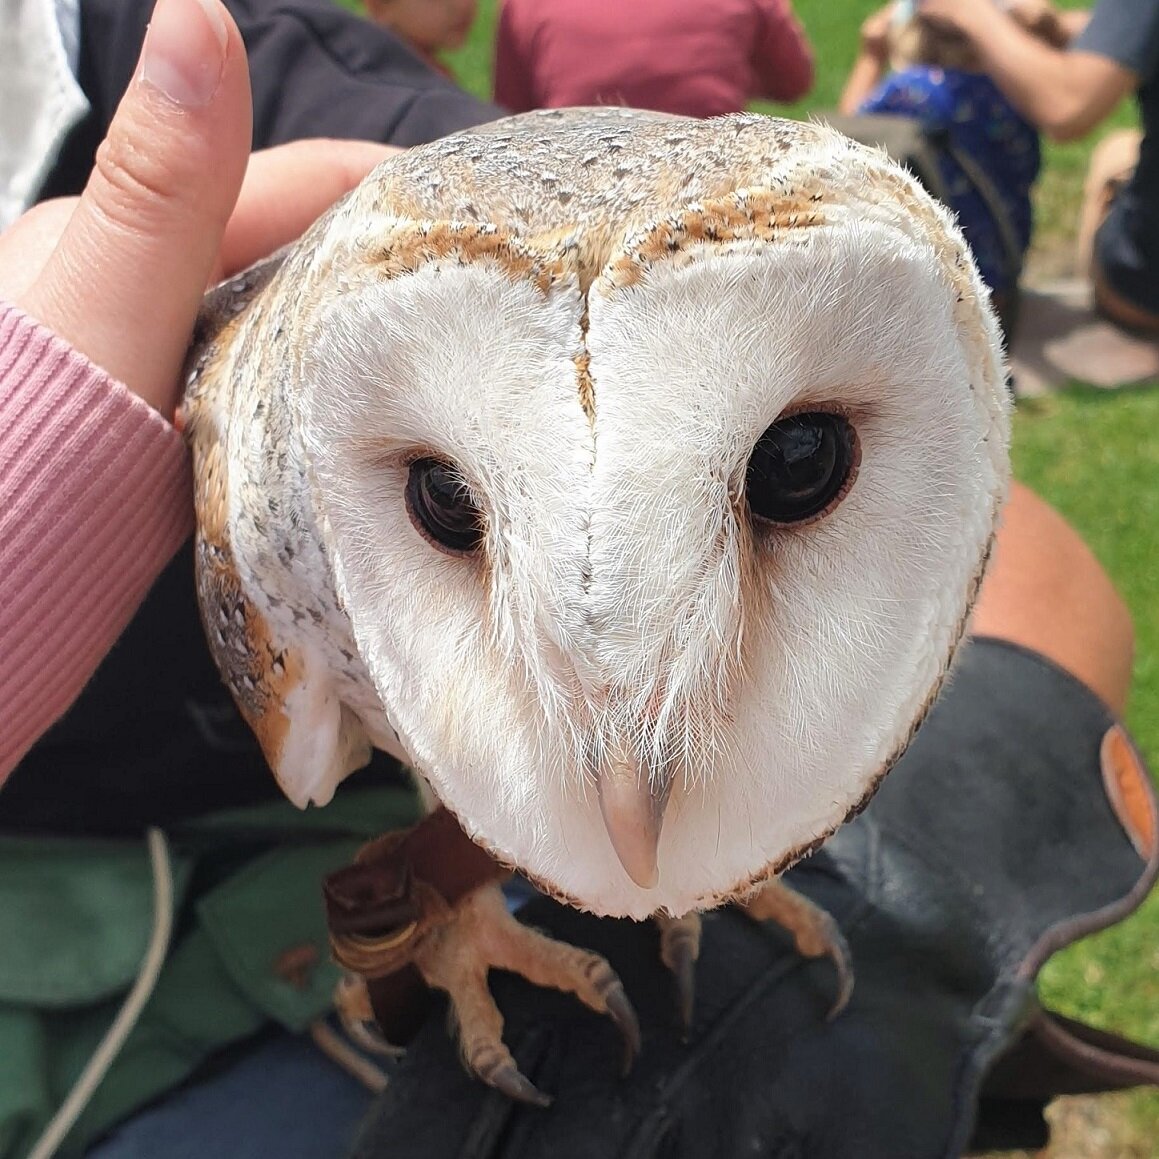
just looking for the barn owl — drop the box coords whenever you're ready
[183,108,1009,1102]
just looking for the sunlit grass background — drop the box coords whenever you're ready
[441,0,1159,1140]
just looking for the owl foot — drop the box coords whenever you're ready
[334,971,403,1056]
[655,912,702,1035]
[413,883,641,1106]
[741,878,853,1018]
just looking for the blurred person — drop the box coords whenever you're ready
[916,0,1159,333]
[360,0,478,77]
[838,1,1077,324]
[492,0,814,118]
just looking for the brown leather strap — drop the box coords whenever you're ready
[985,1009,1159,1099]
[323,807,508,1042]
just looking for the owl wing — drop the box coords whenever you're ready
[182,255,373,807]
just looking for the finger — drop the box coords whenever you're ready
[216,140,402,281]
[0,199,79,302]
[18,0,253,415]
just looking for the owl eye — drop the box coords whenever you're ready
[745,412,857,525]
[406,457,484,553]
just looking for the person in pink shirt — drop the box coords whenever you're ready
[0,0,393,783]
[493,0,815,118]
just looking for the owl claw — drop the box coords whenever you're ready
[413,883,637,1102]
[819,915,854,1021]
[656,912,702,1037]
[672,951,697,1036]
[604,980,642,1073]
[333,972,403,1057]
[482,1060,553,1108]
[742,878,855,1018]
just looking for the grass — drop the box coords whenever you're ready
[443,0,1158,1139]
[1013,387,1159,1143]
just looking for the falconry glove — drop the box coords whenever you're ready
[344,640,1159,1159]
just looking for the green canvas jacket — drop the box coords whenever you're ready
[0,786,419,1158]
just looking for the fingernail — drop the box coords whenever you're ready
[141,0,228,108]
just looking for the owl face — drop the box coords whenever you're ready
[205,111,1008,920]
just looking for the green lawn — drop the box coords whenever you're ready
[444,0,1158,1137]
[1014,387,1159,1142]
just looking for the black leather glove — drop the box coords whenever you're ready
[350,641,1159,1159]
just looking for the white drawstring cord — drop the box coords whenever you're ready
[26,827,175,1159]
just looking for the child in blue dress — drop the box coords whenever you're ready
[839,1,1070,310]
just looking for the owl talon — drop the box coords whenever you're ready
[818,915,854,1020]
[672,953,696,1037]
[656,912,702,1036]
[742,878,854,1018]
[604,980,642,1073]
[413,883,637,1099]
[334,972,403,1057]
[480,1058,553,1108]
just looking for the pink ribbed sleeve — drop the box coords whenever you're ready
[0,303,194,781]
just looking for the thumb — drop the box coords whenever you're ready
[19,0,253,416]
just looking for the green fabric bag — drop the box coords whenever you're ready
[0,785,419,1159]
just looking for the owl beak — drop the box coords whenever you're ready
[597,756,673,890]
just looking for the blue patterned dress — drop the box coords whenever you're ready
[860,67,1040,294]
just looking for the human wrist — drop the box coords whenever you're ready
[1,299,182,424]
[15,285,183,419]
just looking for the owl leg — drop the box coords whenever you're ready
[741,878,854,1018]
[655,912,702,1034]
[413,882,641,1106]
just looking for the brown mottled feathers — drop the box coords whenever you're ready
[184,243,380,805]
[181,254,307,786]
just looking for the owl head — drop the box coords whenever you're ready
[188,110,1009,920]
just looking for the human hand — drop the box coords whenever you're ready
[1006,0,1071,47]
[0,0,398,418]
[860,4,897,61]
[915,0,1001,39]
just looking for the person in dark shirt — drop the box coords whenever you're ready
[917,0,1159,332]
[38,0,498,202]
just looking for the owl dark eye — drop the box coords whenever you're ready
[406,457,484,553]
[745,412,857,525]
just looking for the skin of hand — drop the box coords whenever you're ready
[860,3,897,61]
[1005,0,1071,48]
[363,0,478,54]
[915,0,1011,38]
[837,3,894,113]
[915,0,1134,138]
[0,0,398,419]
[1057,8,1092,42]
